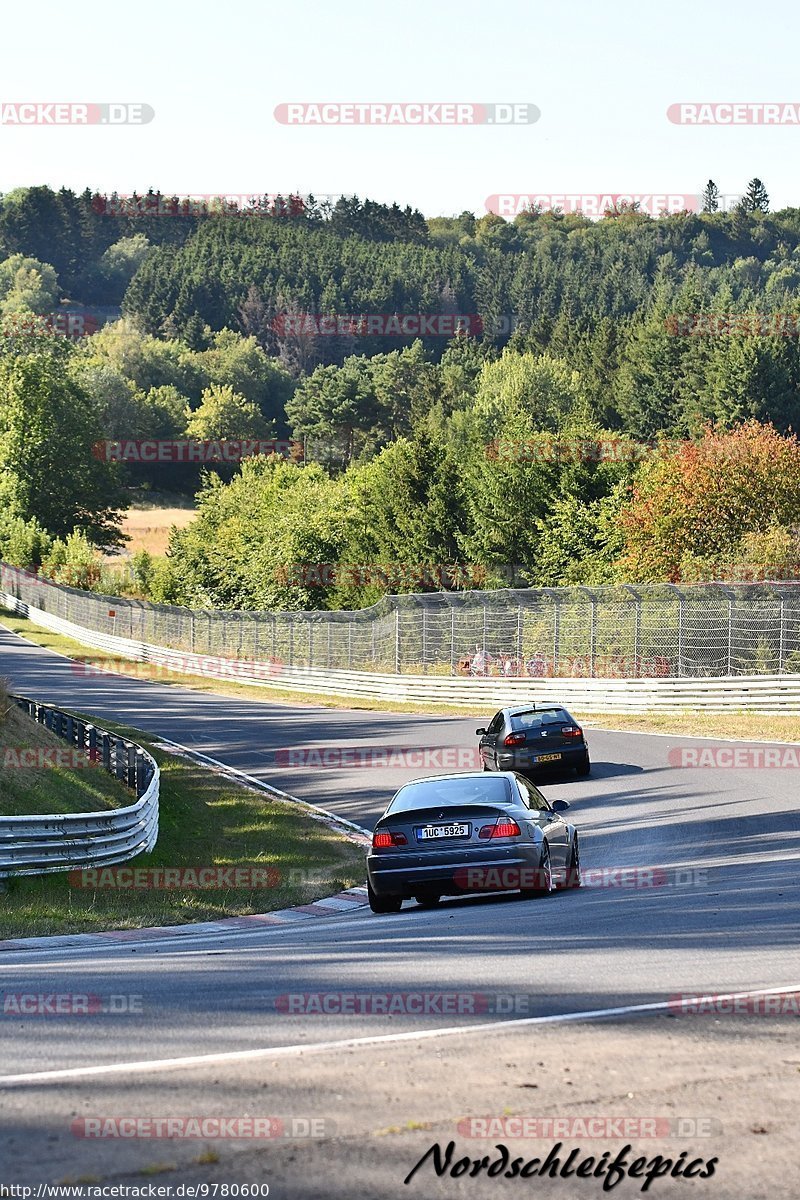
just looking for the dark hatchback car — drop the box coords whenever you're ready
[366,771,580,914]
[477,705,590,778]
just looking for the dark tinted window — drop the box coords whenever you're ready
[388,776,511,813]
[516,776,553,811]
[510,708,570,732]
[486,712,505,735]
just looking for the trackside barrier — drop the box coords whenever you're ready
[0,696,159,878]
[4,562,800,679]
[2,590,800,712]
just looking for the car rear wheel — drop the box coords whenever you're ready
[521,841,552,898]
[575,754,591,776]
[414,893,441,908]
[559,835,581,889]
[368,883,403,914]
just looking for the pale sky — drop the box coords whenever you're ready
[2,0,798,217]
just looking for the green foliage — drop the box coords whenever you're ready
[5,184,800,610]
[185,384,269,440]
[0,338,122,544]
[0,511,52,567]
[0,253,59,316]
[618,424,800,581]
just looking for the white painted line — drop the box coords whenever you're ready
[2,983,799,1087]
[153,736,374,839]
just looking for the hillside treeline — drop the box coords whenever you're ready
[1,184,799,608]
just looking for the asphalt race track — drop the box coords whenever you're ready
[1,624,799,1194]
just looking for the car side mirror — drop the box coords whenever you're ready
[475,728,487,736]
[551,799,570,812]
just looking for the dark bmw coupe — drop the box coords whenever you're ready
[366,771,580,913]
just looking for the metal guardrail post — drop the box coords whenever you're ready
[421,607,428,674]
[664,584,685,676]
[622,585,642,677]
[579,587,598,678]
[126,744,137,789]
[395,607,401,674]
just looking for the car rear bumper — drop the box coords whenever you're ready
[367,842,544,898]
[495,744,588,773]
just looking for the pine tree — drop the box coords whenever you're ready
[701,180,720,213]
[741,178,770,213]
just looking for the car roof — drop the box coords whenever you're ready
[395,771,519,787]
[505,703,568,716]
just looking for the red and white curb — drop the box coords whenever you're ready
[0,886,370,954]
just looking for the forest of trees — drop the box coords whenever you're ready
[1,182,799,610]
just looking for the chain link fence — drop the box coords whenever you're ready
[3,563,800,678]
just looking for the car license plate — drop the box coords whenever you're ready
[533,752,562,763]
[418,823,469,840]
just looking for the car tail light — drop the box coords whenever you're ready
[478,820,522,839]
[561,726,583,739]
[503,732,526,746]
[372,830,407,848]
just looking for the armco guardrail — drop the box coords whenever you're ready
[0,696,159,878]
[2,588,800,712]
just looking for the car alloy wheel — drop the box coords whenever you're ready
[521,841,552,898]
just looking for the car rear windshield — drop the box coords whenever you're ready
[388,776,511,814]
[509,708,571,732]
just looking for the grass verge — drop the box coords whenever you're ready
[0,679,133,816]
[580,710,800,743]
[0,711,365,940]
